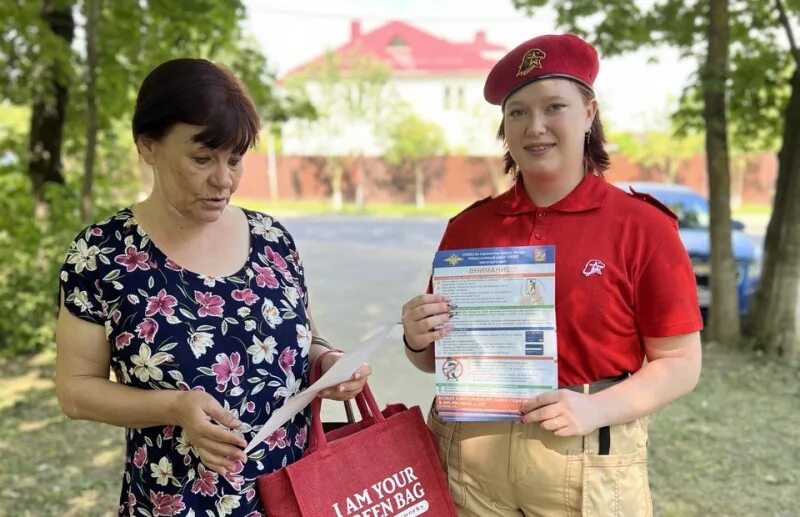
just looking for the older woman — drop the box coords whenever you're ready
[55,58,370,516]
[401,34,702,516]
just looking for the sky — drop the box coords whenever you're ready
[243,0,698,133]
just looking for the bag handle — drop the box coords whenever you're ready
[308,349,383,450]
[311,349,361,423]
[311,349,375,419]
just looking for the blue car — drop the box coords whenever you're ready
[615,182,762,316]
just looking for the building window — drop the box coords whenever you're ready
[457,87,465,110]
[444,86,451,109]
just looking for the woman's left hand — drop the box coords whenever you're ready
[317,352,372,401]
[519,389,603,437]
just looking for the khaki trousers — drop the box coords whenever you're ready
[428,407,652,516]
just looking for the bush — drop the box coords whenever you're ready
[0,160,137,356]
[0,172,80,356]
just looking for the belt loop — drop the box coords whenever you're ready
[598,426,611,455]
[581,383,590,452]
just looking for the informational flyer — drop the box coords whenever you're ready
[432,246,557,421]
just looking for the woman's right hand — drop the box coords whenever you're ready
[401,294,453,352]
[173,390,248,475]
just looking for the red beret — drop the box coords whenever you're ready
[484,34,599,106]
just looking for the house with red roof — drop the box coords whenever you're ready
[280,20,506,156]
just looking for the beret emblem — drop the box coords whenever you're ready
[516,48,547,77]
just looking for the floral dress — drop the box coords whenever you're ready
[59,208,312,516]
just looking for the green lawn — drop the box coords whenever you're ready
[732,204,773,217]
[235,199,468,218]
[235,198,774,225]
[1,343,797,516]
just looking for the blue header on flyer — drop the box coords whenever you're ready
[433,246,554,268]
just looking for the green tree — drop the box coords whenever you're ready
[284,50,394,211]
[383,109,447,208]
[0,1,294,356]
[611,128,704,182]
[19,1,76,215]
[744,0,800,363]
[702,0,741,343]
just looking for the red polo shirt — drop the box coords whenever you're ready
[435,174,703,386]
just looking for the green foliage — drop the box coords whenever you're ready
[0,1,298,356]
[383,109,446,165]
[610,127,704,179]
[0,108,134,356]
[0,174,75,356]
[285,49,394,150]
[512,0,792,153]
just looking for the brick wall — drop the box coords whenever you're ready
[235,152,777,205]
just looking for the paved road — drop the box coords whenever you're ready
[281,216,449,419]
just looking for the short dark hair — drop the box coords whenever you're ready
[132,58,260,155]
[496,80,610,176]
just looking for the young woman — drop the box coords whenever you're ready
[401,34,702,516]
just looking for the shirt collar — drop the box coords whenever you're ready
[496,173,609,215]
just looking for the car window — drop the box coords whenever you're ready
[664,197,710,229]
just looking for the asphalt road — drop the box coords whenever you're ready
[282,216,449,419]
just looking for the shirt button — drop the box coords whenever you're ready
[537,211,546,218]
[535,233,542,240]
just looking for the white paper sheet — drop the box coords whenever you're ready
[244,323,398,454]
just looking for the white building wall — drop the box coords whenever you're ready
[281,73,504,157]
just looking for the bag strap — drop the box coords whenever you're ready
[309,350,383,450]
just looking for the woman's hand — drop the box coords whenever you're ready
[173,390,248,475]
[318,352,372,401]
[519,389,603,437]
[401,294,453,352]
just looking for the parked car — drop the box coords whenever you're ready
[615,182,762,316]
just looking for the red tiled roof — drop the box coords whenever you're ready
[284,20,505,78]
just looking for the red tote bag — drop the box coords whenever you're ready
[257,362,456,516]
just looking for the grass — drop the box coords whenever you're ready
[236,199,774,226]
[732,204,773,217]
[235,199,468,218]
[1,344,797,516]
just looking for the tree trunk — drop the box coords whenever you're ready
[266,126,279,201]
[81,0,101,223]
[744,66,800,363]
[703,0,741,342]
[329,158,343,212]
[354,154,365,211]
[664,156,674,183]
[485,156,507,194]
[414,162,425,209]
[28,1,74,214]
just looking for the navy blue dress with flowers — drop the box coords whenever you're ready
[59,208,312,516]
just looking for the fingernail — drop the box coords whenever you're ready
[233,420,242,428]
[338,386,345,392]
[448,303,458,309]
[354,373,361,379]
[449,311,456,317]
